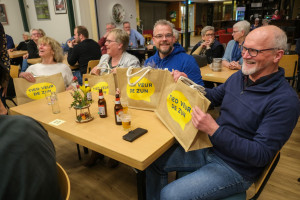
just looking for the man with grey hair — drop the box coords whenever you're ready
[222,20,250,70]
[146,25,299,200]
[144,19,204,85]
[123,21,145,48]
[190,26,224,64]
[98,22,116,54]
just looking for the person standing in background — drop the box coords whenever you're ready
[0,22,10,111]
[123,21,145,48]
[98,22,116,55]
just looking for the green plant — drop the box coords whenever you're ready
[70,90,89,109]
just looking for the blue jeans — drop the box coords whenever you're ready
[72,70,82,85]
[21,59,29,72]
[146,144,253,200]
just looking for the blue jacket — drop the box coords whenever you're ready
[145,43,204,86]
[206,68,299,181]
[222,40,243,65]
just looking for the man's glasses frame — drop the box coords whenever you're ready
[241,45,277,57]
[153,34,174,40]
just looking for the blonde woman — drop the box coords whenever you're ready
[19,36,73,88]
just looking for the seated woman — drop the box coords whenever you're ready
[250,18,260,31]
[190,26,224,64]
[19,36,73,89]
[222,20,250,70]
[91,28,140,75]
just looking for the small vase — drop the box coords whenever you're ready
[74,104,93,123]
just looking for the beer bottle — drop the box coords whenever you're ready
[84,78,92,103]
[98,89,107,118]
[114,94,123,125]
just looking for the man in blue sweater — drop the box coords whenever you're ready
[144,19,204,86]
[146,26,299,199]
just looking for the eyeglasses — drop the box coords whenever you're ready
[153,34,173,40]
[241,46,277,57]
[205,33,214,37]
[106,39,117,44]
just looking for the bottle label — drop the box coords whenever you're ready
[116,110,123,122]
[99,95,104,99]
[115,100,120,104]
[99,105,106,115]
[87,92,92,101]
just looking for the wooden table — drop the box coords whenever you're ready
[8,50,27,58]
[200,65,238,83]
[10,91,174,200]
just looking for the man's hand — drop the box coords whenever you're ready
[171,70,187,82]
[191,106,219,136]
[23,53,29,59]
[19,72,36,83]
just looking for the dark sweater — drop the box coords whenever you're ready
[206,68,299,181]
[0,115,62,200]
[67,39,101,74]
[190,40,224,64]
[27,40,39,59]
[16,40,30,50]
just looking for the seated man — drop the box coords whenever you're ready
[144,19,204,86]
[0,114,62,200]
[67,26,101,84]
[190,26,224,64]
[222,20,250,70]
[123,21,145,48]
[146,25,299,200]
[98,22,116,55]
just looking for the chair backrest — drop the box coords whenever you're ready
[250,151,280,200]
[219,34,232,45]
[217,29,226,35]
[56,163,70,200]
[279,54,298,78]
[87,60,99,74]
[227,28,233,33]
[192,55,208,68]
[10,65,20,78]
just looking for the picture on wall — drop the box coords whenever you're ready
[0,4,8,25]
[54,0,67,14]
[34,0,51,20]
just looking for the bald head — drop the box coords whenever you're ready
[246,25,287,51]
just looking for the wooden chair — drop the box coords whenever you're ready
[57,163,71,200]
[177,151,280,200]
[87,60,99,74]
[279,54,298,87]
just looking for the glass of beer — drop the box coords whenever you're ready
[120,98,129,114]
[121,114,131,131]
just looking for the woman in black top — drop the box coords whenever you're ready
[190,26,224,64]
